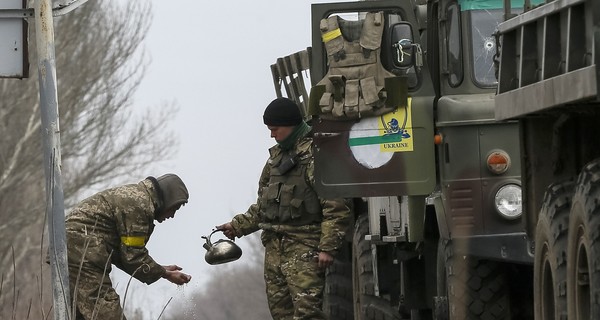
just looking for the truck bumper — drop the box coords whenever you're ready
[451,232,533,265]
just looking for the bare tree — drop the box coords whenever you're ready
[0,1,176,318]
[164,233,271,320]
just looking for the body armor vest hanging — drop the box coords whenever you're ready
[312,11,398,119]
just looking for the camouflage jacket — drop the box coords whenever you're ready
[230,136,351,253]
[65,179,165,284]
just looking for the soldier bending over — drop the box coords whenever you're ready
[65,174,191,319]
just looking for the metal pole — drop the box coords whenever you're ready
[594,0,600,103]
[503,0,512,21]
[34,0,70,319]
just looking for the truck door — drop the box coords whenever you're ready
[310,0,436,198]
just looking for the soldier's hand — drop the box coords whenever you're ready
[163,265,183,272]
[317,251,334,269]
[216,223,236,240]
[163,269,191,285]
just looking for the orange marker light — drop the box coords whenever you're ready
[487,151,510,174]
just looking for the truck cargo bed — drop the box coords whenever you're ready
[495,0,599,120]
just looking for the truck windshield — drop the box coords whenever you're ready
[469,9,503,87]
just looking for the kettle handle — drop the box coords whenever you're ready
[203,229,236,243]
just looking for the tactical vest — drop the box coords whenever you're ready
[311,12,399,119]
[260,146,322,225]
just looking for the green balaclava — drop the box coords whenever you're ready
[277,121,311,150]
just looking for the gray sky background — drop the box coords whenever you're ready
[107,0,343,317]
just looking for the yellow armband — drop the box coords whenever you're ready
[121,236,146,247]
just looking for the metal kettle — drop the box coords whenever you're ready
[202,229,242,265]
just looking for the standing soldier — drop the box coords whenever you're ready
[218,97,351,319]
[65,174,191,319]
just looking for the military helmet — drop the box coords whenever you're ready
[155,173,189,210]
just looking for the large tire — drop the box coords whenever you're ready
[352,214,401,320]
[567,159,600,320]
[534,181,574,320]
[439,239,511,319]
[324,244,354,320]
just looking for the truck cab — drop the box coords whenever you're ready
[270,0,539,318]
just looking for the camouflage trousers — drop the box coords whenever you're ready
[67,231,126,320]
[263,234,326,320]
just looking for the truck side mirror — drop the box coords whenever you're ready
[391,22,415,68]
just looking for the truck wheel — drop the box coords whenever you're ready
[352,214,401,320]
[439,239,511,319]
[567,159,600,320]
[534,180,574,320]
[324,244,354,320]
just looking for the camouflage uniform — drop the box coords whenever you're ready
[66,179,166,320]
[231,136,351,320]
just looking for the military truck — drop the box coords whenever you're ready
[494,0,600,319]
[269,0,585,319]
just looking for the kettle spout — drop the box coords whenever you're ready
[201,234,212,251]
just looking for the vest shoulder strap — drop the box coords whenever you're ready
[360,12,384,50]
[320,16,344,57]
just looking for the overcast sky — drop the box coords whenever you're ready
[108,0,343,317]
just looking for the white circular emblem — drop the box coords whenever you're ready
[348,117,393,169]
